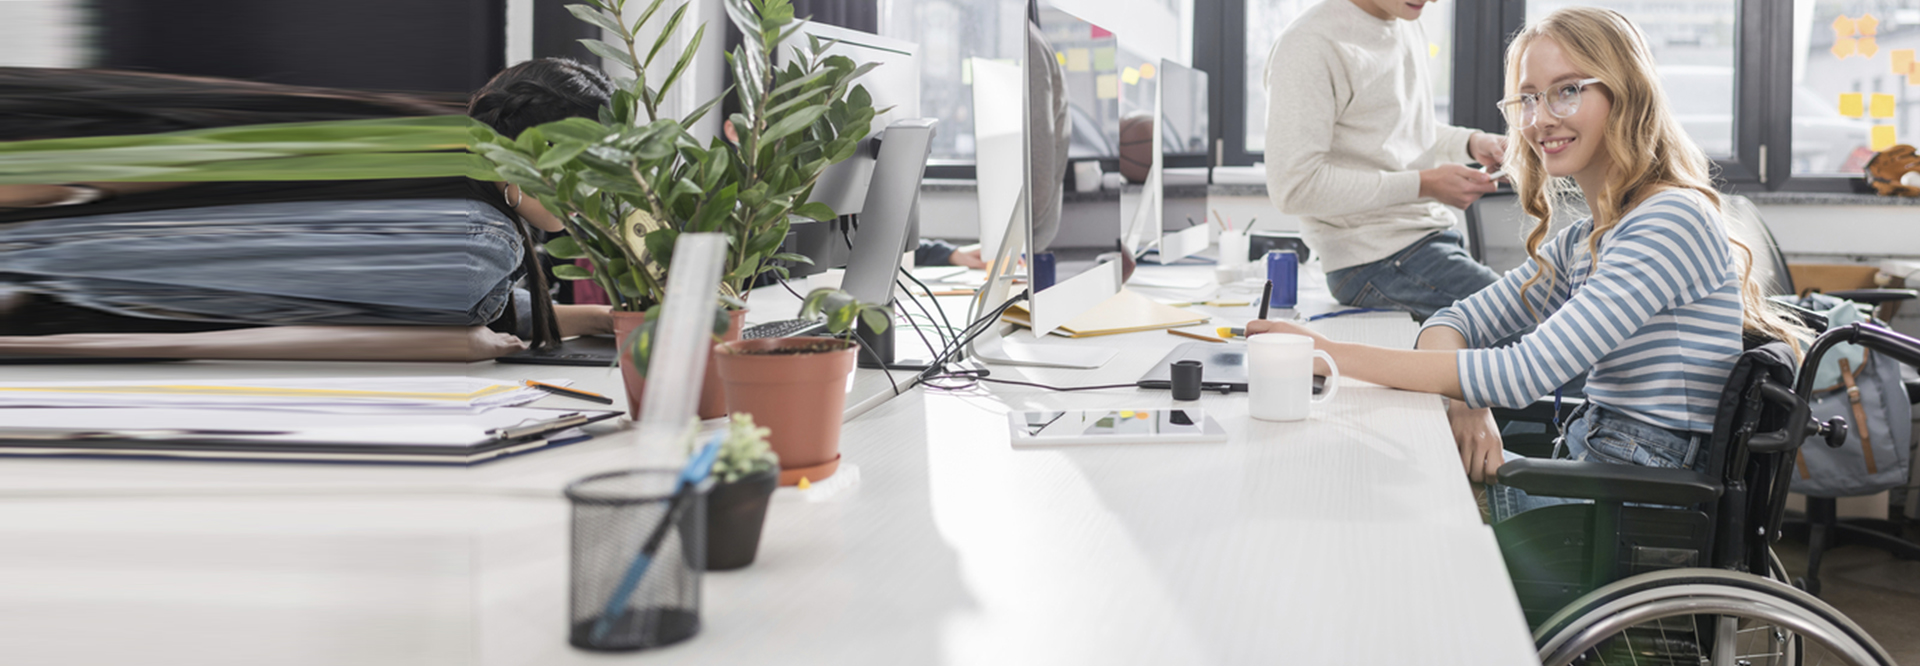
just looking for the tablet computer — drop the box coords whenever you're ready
[1135,341,1323,394]
[1009,408,1228,447]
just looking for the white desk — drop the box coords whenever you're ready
[0,265,1537,665]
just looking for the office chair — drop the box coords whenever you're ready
[1494,323,1917,665]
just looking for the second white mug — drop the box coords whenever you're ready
[1247,333,1339,422]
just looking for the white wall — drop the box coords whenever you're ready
[1048,0,1190,66]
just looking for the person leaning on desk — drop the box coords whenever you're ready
[1246,6,1811,524]
[0,59,614,348]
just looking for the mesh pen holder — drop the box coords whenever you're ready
[565,469,709,651]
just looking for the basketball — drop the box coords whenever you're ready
[1118,112,1154,183]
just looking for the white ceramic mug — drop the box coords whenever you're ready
[1247,333,1339,421]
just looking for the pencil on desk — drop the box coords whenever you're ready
[1168,328,1228,343]
[524,380,614,405]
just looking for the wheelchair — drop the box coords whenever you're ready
[1492,321,1920,666]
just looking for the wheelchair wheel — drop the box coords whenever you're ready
[1533,569,1893,666]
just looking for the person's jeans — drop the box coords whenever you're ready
[1324,230,1499,320]
[0,199,521,327]
[1488,403,1710,522]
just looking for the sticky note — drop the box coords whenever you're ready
[1096,74,1118,99]
[1840,92,1864,118]
[1833,37,1858,59]
[1859,13,1879,36]
[1092,46,1116,71]
[1871,93,1895,118]
[1872,125,1897,151]
[1860,36,1879,58]
[1118,410,1134,418]
[1066,47,1090,72]
[1429,42,1440,59]
[1139,62,1156,80]
[1911,66,1920,86]
[1895,49,1916,75]
[1056,51,1067,66]
[1833,15,1856,38]
[1122,67,1140,85]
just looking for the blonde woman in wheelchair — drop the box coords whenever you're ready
[1250,6,1897,665]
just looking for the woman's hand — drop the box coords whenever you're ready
[0,184,85,208]
[946,248,985,270]
[1449,403,1506,483]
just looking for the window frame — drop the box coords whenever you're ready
[1200,0,1843,193]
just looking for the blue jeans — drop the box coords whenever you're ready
[1488,403,1710,522]
[0,199,521,327]
[1325,230,1499,320]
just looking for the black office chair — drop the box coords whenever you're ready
[1494,323,1918,665]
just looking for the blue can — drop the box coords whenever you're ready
[1032,252,1057,292]
[1265,250,1298,310]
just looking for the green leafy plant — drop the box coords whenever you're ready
[699,412,779,483]
[471,0,882,312]
[623,295,745,378]
[798,287,890,338]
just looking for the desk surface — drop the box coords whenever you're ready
[0,264,1537,665]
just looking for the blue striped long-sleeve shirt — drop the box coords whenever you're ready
[1421,189,1744,434]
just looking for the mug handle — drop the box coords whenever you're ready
[1310,349,1339,405]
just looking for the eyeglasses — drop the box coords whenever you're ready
[1496,78,1603,129]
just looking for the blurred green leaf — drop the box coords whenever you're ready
[552,264,594,280]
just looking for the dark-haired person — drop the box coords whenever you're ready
[0,59,612,347]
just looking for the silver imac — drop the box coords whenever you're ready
[1156,57,1210,263]
[967,2,1122,369]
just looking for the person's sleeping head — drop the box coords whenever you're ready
[467,57,613,139]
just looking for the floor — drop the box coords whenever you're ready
[1772,518,1920,665]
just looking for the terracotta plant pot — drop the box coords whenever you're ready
[705,468,778,570]
[714,337,858,486]
[612,309,745,421]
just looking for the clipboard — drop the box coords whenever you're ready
[0,407,622,465]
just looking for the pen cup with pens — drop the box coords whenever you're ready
[565,468,711,651]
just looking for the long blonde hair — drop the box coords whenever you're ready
[1503,7,1806,346]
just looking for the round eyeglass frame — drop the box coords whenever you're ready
[1497,77,1603,130]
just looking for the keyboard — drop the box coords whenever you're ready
[740,319,830,340]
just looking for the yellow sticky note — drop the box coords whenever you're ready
[1840,92,1864,118]
[1096,73,1118,99]
[1092,46,1116,71]
[1832,15,1856,38]
[1895,49,1916,75]
[1118,410,1134,418]
[1833,37,1858,59]
[1859,13,1879,36]
[1911,66,1920,86]
[1056,51,1066,66]
[1429,42,1440,59]
[1121,67,1140,85]
[1871,93,1896,118]
[1872,125,1898,151]
[1860,36,1880,58]
[1066,47,1090,72]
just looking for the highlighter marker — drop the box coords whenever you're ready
[1216,326,1245,340]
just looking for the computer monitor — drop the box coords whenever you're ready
[778,23,920,278]
[1157,58,1210,262]
[966,2,1122,369]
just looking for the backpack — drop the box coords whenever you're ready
[1788,292,1915,498]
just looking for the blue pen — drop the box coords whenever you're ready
[589,439,722,642]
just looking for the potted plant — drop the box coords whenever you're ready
[700,412,780,570]
[713,287,888,485]
[470,0,881,420]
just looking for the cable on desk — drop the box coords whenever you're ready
[893,277,950,351]
[920,368,1139,393]
[898,266,959,342]
[919,290,1028,382]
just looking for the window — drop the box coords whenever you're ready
[1526,1,1739,162]
[881,0,1025,163]
[1791,0,1912,177]
[1240,0,1455,155]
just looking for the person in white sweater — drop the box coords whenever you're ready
[1263,0,1506,319]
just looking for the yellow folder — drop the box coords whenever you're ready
[1002,289,1211,338]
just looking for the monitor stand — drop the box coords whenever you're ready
[968,328,1116,369]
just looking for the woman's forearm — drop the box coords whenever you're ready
[1322,341,1465,400]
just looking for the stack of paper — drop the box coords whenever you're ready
[1001,289,1211,338]
[0,377,556,412]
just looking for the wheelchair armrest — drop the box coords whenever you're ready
[1490,395,1586,425]
[1825,288,1918,306]
[1497,458,1723,507]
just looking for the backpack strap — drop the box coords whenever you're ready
[1839,352,1878,474]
